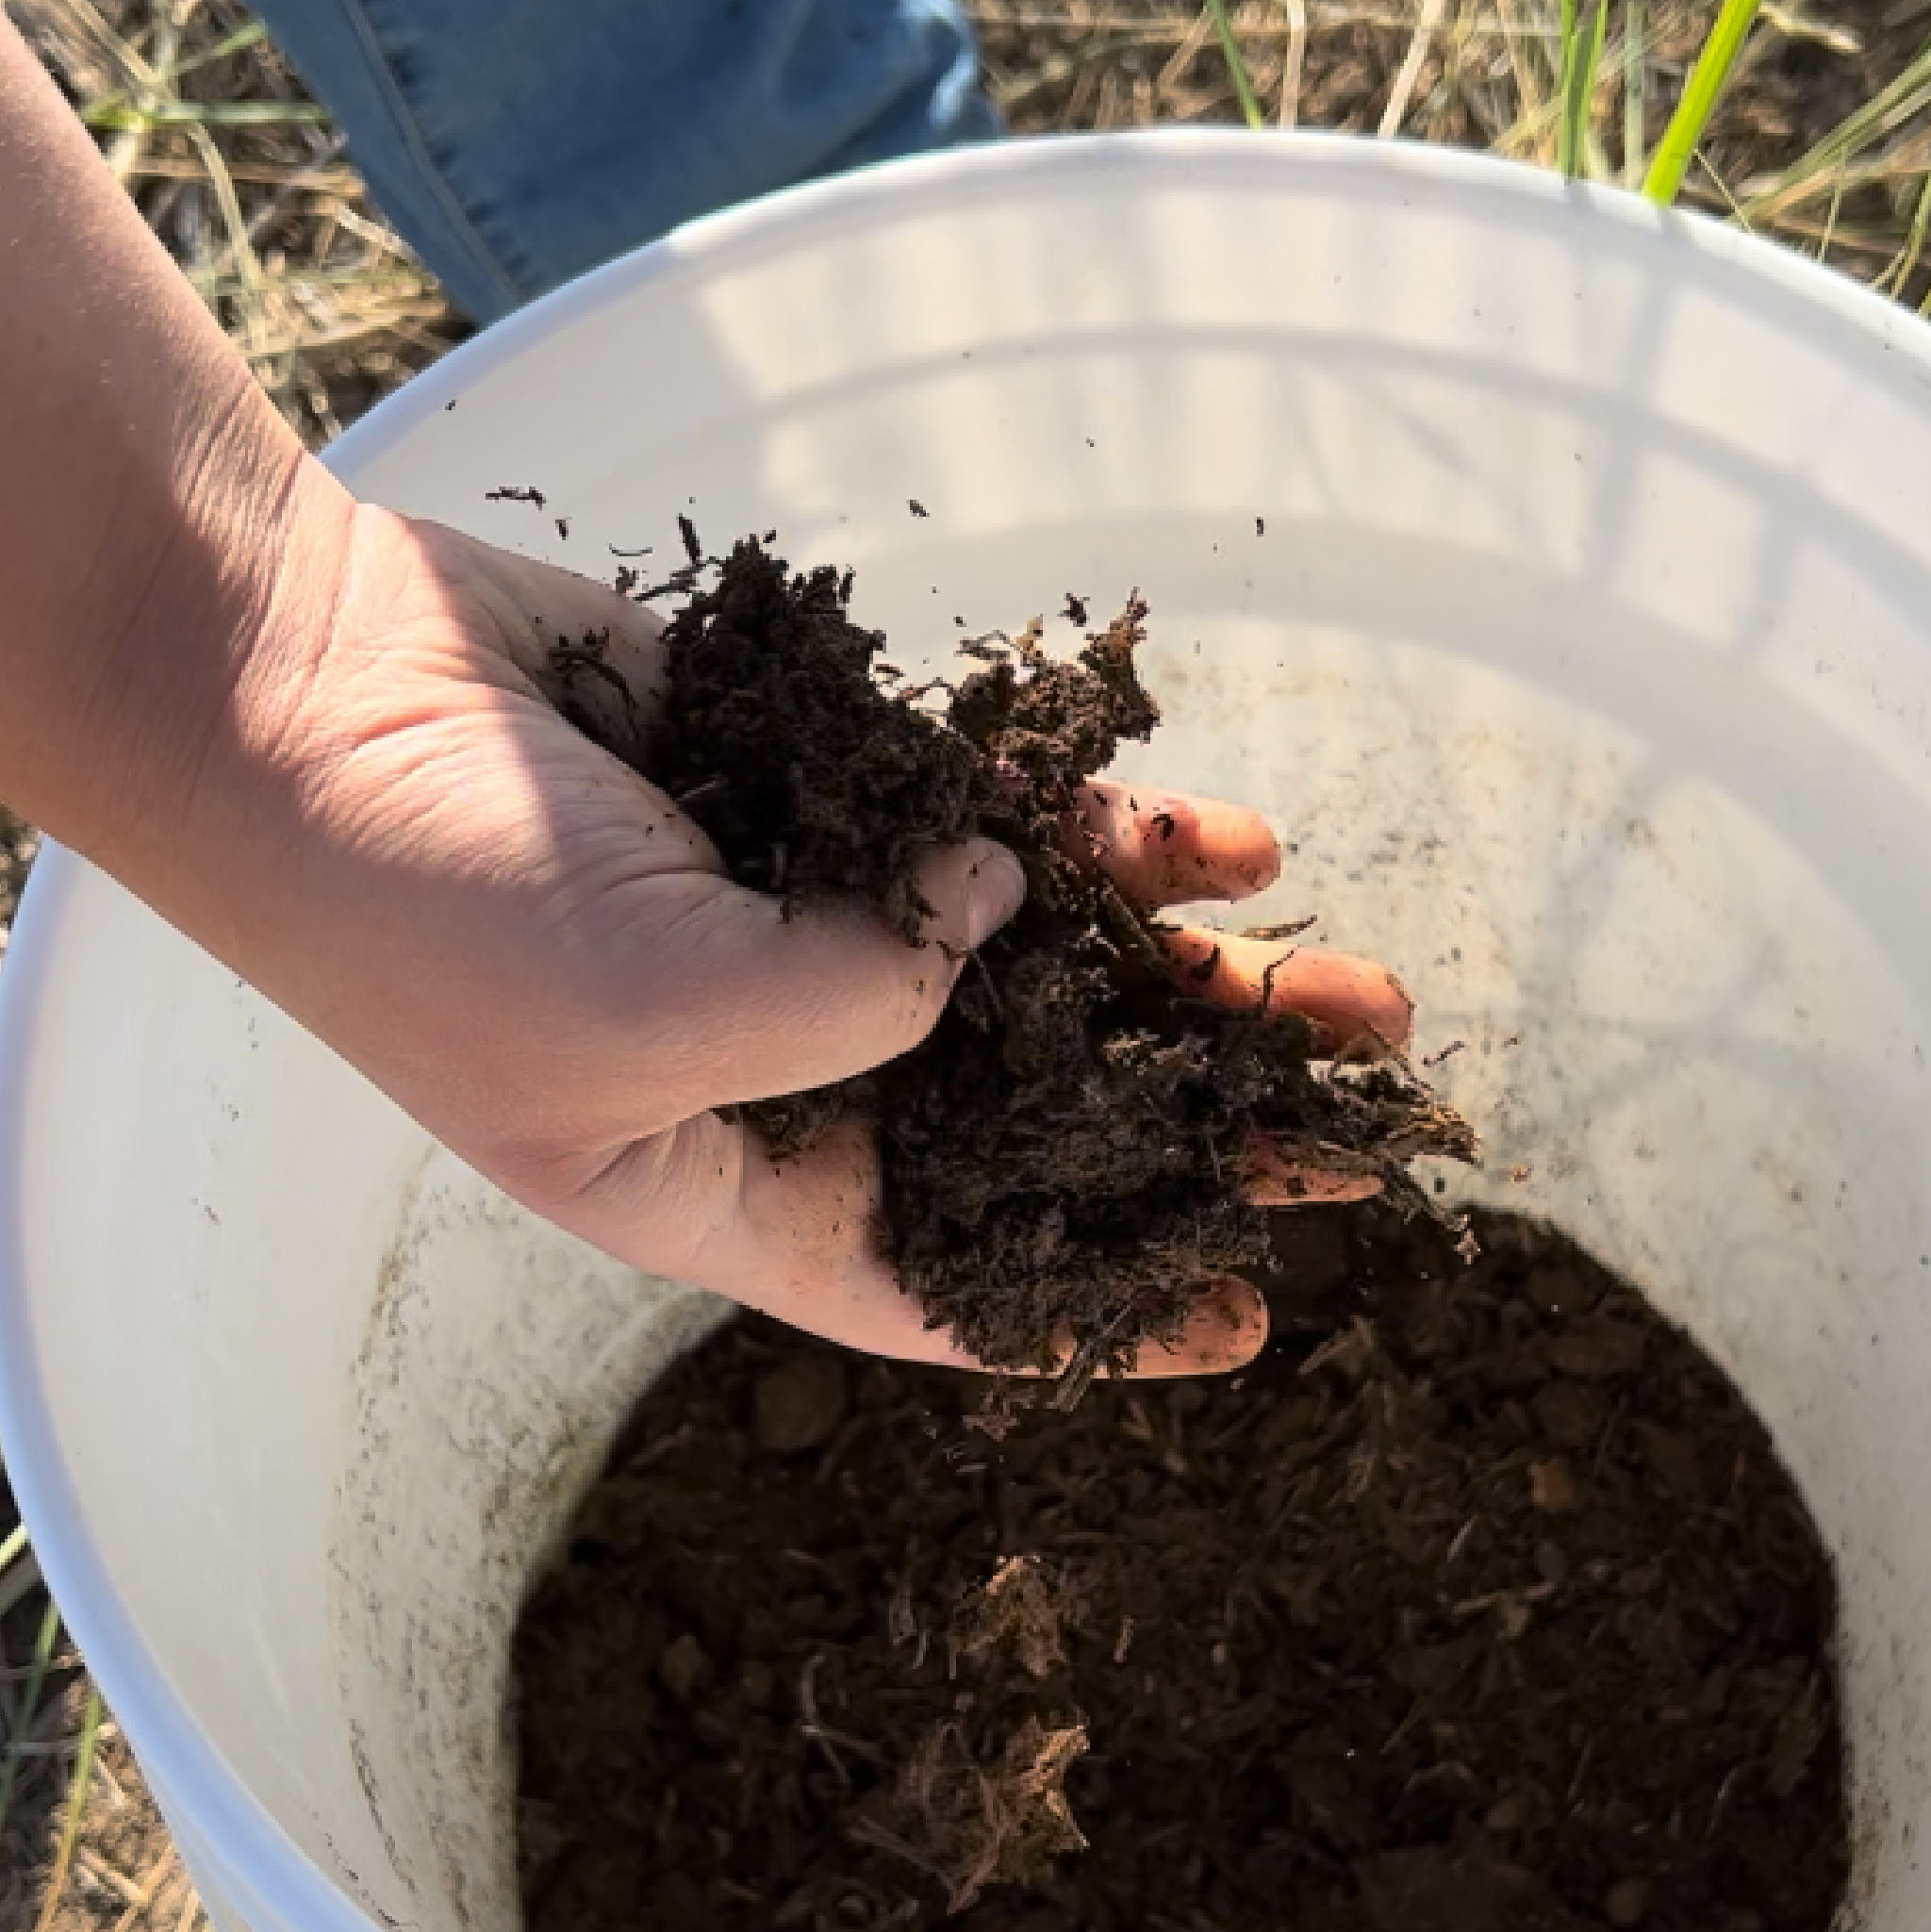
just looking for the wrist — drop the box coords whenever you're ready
[27,386,359,946]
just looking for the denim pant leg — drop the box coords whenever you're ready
[250,0,998,322]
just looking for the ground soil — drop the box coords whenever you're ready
[559,539,1473,1379]
[0,813,40,968]
[0,1482,185,1932]
[973,0,1931,309]
[514,1204,1848,1932]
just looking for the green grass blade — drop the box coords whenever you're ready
[1624,0,1647,184]
[1643,0,1762,204]
[1886,170,1931,295]
[83,100,332,131]
[1206,0,1267,130]
[0,1600,62,1844]
[1557,0,1579,173]
[31,1689,103,1932]
[79,17,272,120]
[0,1555,41,1623]
[1493,20,1649,162]
[1559,0,1611,178]
[162,19,270,84]
[0,1525,37,1621]
[1587,0,1613,164]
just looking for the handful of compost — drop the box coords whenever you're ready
[557,534,1476,1389]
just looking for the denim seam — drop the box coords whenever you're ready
[323,0,528,312]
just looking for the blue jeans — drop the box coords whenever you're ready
[251,0,997,322]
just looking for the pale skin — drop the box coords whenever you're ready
[0,23,1413,1378]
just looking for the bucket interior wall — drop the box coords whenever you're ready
[6,138,1931,1932]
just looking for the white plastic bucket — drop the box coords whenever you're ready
[4,130,1930,1932]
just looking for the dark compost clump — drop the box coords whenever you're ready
[556,536,1476,1375]
[514,1206,1850,1932]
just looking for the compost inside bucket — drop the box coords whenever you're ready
[512,1204,1849,1932]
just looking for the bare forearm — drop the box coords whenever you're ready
[0,22,350,893]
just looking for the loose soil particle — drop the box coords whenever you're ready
[557,539,1475,1379]
[514,1206,1848,1932]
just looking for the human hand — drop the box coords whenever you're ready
[148,501,1415,1378]
[0,29,1413,1379]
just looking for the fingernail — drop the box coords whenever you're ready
[962,840,1027,948]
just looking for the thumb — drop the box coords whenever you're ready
[637,836,1028,1118]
